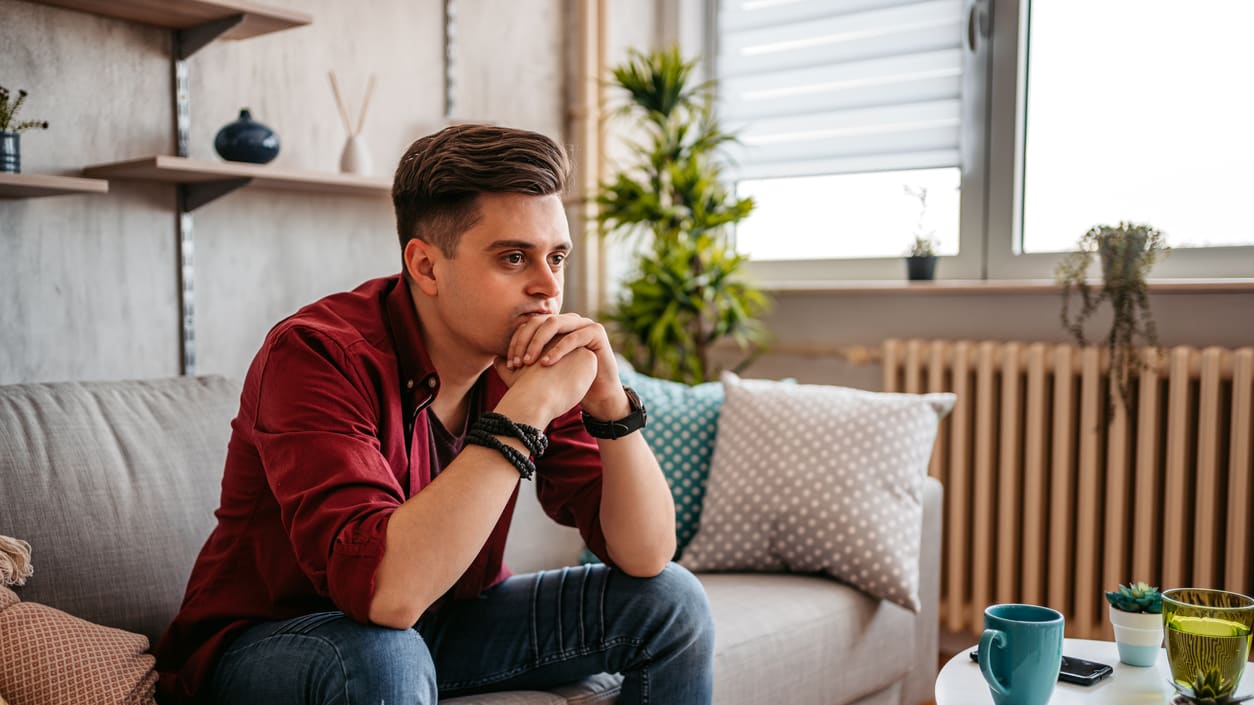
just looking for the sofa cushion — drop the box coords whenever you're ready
[0,586,157,705]
[681,373,954,611]
[0,376,238,644]
[698,573,913,705]
[619,366,724,555]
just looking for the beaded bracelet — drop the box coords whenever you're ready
[474,412,548,458]
[466,428,536,480]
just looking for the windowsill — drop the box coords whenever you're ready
[760,278,1254,295]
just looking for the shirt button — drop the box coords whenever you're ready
[427,377,438,389]
[406,379,414,389]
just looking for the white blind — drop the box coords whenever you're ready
[717,0,966,180]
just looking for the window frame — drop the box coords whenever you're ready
[708,0,1254,284]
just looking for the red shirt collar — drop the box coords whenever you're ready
[384,274,442,416]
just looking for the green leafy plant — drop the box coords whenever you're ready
[596,46,768,384]
[1056,222,1168,423]
[1170,666,1253,705]
[1105,581,1162,613]
[0,86,50,133]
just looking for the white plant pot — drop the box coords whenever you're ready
[1109,604,1163,667]
[340,134,373,175]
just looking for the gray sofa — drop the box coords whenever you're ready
[0,375,941,705]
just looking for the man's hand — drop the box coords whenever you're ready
[493,343,598,428]
[504,314,628,420]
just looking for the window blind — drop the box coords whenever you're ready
[717,0,967,180]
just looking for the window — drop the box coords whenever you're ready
[715,0,986,281]
[715,0,1254,282]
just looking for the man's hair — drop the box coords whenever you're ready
[392,123,571,258]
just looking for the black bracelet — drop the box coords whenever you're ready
[474,412,548,458]
[465,428,536,480]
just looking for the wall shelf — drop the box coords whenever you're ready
[0,172,109,198]
[27,1,311,41]
[82,155,390,209]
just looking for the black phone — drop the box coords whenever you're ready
[968,650,1113,686]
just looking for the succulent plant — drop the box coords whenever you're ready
[1106,581,1163,613]
[1169,667,1253,705]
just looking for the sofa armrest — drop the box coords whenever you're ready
[904,476,943,705]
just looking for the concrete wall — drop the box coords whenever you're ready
[1,0,566,384]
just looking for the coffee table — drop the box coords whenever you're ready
[936,637,1254,704]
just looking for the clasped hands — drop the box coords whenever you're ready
[493,313,628,425]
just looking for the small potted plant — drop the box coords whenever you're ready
[1171,667,1254,705]
[904,185,938,280]
[0,85,50,174]
[1106,581,1164,667]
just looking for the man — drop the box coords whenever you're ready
[155,124,714,704]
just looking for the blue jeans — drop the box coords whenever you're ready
[209,562,714,704]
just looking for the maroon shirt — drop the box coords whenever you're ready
[155,275,611,704]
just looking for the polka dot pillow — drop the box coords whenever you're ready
[619,366,725,556]
[680,372,954,612]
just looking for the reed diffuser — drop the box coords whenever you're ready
[329,71,375,175]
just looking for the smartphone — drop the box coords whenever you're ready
[968,650,1113,686]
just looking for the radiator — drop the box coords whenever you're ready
[881,339,1254,639]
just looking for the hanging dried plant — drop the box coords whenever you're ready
[1056,222,1169,423]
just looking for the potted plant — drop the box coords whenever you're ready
[904,185,938,280]
[1106,581,1164,667]
[1171,667,1254,705]
[1056,222,1168,423]
[595,47,768,384]
[0,85,50,174]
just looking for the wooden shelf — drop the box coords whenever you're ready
[0,172,109,198]
[82,155,390,207]
[27,0,311,40]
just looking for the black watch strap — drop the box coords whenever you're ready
[581,386,647,439]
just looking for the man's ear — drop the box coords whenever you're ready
[403,239,440,296]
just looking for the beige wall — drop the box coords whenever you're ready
[0,0,566,384]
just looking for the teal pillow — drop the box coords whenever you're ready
[580,366,724,563]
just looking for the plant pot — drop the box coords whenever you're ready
[1098,230,1146,287]
[0,132,19,173]
[1109,604,1163,667]
[339,134,373,175]
[906,255,936,281]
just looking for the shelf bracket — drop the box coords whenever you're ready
[177,14,245,59]
[182,178,252,211]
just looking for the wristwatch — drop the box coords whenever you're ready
[581,386,647,439]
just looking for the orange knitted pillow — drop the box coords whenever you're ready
[0,586,157,705]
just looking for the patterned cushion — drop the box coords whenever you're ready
[619,367,724,556]
[0,586,157,705]
[579,367,724,564]
[680,373,954,611]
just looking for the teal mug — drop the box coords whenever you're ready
[978,604,1065,705]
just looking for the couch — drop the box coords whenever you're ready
[0,375,941,705]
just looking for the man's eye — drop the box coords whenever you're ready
[549,253,566,267]
[504,252,524,265]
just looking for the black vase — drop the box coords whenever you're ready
[906,255,937,281]
[214,109,280,164]
[0,131,19,173]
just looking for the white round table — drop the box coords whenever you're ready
[936,638,1254,704]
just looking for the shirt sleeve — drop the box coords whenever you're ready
[250,324,400,624]
[534,407,617,568]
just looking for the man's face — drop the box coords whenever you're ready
[433,192,571,359]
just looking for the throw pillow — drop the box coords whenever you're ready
[680,372,955,612]
[618,366,725,556]
[0,583,157,705]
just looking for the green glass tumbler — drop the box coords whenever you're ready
[1163,588,1254,699]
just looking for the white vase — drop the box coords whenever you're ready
[1109,604,1163,667]
[339,134,373,175]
